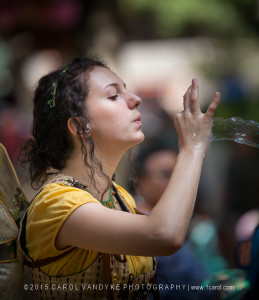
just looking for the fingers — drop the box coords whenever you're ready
[183,79,219,118]
[183,86,191,111]
[206,92,220,118]
[190,78,201,114]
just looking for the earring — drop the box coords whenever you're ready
[86,128,91,137]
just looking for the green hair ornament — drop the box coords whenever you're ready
[47,65,68,108]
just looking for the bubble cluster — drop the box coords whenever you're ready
[211,117,259,148]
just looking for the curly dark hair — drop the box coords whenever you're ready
[21,57,111,197]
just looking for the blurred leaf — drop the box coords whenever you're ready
[117,0,256,38]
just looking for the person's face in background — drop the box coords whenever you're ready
[137,150,178,208]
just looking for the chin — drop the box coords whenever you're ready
[125,132,145,150]
[138,133,145,143]
[133,132,145,146]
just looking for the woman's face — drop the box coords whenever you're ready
[85,67,144,152]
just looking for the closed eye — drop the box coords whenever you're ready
[108,95,119,100]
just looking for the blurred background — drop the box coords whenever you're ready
[0,0,258,285]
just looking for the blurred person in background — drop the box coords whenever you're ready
[132,143,212,300]
[19,56,220,299]
[235,210,259,300]
[201,210,259,300]
[0,108,31,166]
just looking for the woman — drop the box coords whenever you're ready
[20,57,220,299]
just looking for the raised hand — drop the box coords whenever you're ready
[174,78,220,155]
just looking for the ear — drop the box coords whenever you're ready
[67,117,78,136]
[67,117,91,137]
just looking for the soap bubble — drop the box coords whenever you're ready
[211,117,259,148]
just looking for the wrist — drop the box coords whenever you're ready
[178,147,206,160]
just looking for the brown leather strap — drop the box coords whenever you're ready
[100,186,128,300]
[102,253,114,300]
[24,247,75,268]
[112,184,130,212]
[19,208,76,268]
[114,254,127,263]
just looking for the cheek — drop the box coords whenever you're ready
[92,105,127,128]
[90,111,123,136]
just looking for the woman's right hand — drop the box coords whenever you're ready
[174,78,220,155]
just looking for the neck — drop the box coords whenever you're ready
[60,143,126,200]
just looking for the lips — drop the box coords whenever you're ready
[134,115,141,122]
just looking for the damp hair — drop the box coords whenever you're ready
[21,57,111,198]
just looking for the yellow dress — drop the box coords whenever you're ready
[26,175,153,278]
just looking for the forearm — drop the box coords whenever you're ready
[148,148,204,251]
[145,79,219,254]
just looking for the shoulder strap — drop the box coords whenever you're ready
[100,184,128,300]
[18,173,86,267]
[18,208,75,268]
[25,248,75,268]
[112,183,130,213]
[102,253,114,300]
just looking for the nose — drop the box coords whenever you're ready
[127,92,142,109]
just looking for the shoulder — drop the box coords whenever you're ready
[28,182,100,217]
[26,183,100,259]
[113,182,136,213]
[26,182,101,241]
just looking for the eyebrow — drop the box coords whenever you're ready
[104,82,126,90]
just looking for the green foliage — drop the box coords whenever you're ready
[117,0,256,38]
[211,100,259,121]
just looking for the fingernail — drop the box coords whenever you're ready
[192,78,198,85]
